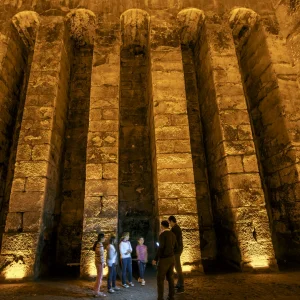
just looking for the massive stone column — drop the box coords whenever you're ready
[0,16,71,280]
[55,8,96,274]
[80,13,120,278]
[150,10,203,272]
[118,9,156,258]
[178,8,217,266]
[0,11,39,252]
[179,8,277,271]
[230,8,300,264]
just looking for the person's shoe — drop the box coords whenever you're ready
[122,284,129,288]
[128,282,134,287]
[176,288,185,294]
[141,279,145,286]
[108,288,115,293]
[138,277,142,283]
[113,286,121,290]
[94,291,107,297]
[166,297,175,300]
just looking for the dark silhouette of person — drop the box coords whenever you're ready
[152,220,178,300]
[168,215,184,293]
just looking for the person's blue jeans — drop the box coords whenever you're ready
[121,257,132,284]
[138,260,146,279]
[107,263,117,289]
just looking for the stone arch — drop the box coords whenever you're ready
[0,11,40,257]
[229,7,300,265]
[65,8,96,47]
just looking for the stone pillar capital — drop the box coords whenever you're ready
[65,8,96,47]
[120,8,150,51]
[177,8,205,46]
[229,8,260,43]
[12,11,40,50]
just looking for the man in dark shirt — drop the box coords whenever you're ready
[152,220,177,300]
[168,215,184,293]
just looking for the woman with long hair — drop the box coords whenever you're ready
[93,233,106,297]
[119,232,134,288]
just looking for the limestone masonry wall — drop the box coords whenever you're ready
[0,0,299,280]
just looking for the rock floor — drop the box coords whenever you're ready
[0,269,300,300]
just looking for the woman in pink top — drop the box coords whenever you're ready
[136,237,148,286]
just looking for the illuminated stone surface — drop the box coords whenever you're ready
[0,0,300,281]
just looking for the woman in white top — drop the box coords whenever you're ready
[119,232,134,288]
[106,235,121,293]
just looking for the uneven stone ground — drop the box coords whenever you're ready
[0,268,300,300]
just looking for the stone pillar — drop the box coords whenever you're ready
[178,8,217,265]
[0,16,71,280]
[52,8,97,272]
[80,22,120,277]
[196,13,277,270]
[118,9,156,259]
[264,16,300,261]
[230,8,300,264]
[0,11,39,252]
[150,12,203,272]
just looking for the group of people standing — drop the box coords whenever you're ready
[92,215,184,300]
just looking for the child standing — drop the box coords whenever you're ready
[106,235,121,293]
[93,233,106,297]
[136,237,148,286]
[119,232,134,288]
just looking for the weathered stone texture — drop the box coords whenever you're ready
[56,44,93,269]
[0,14,33,256]
[231,7,300,263]
[80,17,120,276]
[117,9,157,264]
[0,15,72,279]
[150,11,202,272]
[180,11,217,262]
[187,12,276,270]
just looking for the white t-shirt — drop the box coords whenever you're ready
[106,244,118,266]
[119,240,132,259]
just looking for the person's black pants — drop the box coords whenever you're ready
[157,256,175,300]
[174,253,184,288]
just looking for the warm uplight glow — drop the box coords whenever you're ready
[182,265,193,272]
[249,256,269,268]
[5,261,26,279]
[87,262,108,277]
[87,262,97,277]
